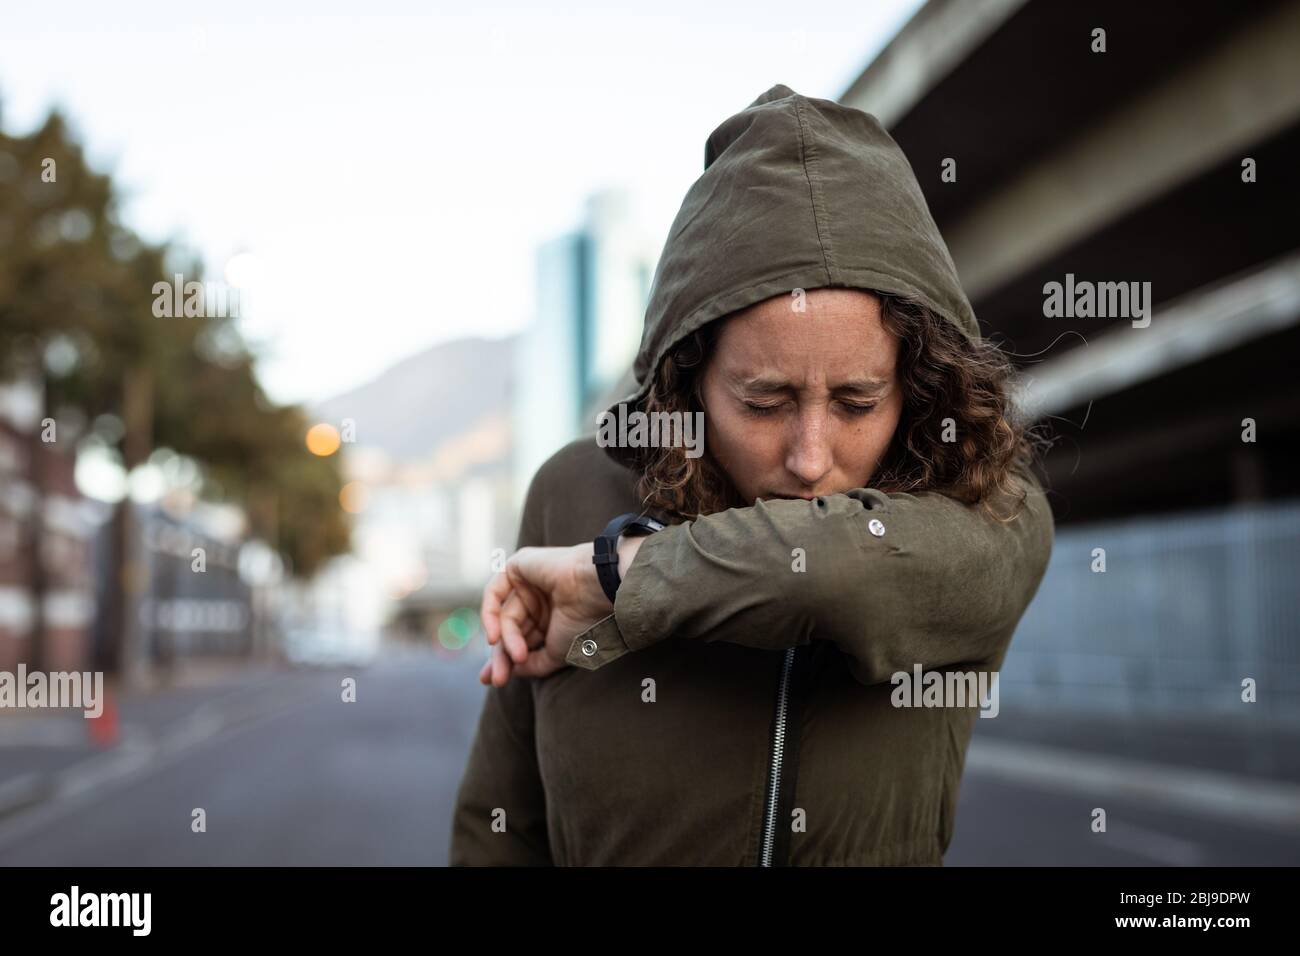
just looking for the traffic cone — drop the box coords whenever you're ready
[87,689,119,748]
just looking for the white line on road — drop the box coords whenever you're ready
[1107,820,1207,866]
[966,736,1300,831]
[0,681,321,853]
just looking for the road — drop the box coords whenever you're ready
[0,645,479,865]
[1,644,1296,865]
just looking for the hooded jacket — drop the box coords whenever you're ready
[449,85,1054,866]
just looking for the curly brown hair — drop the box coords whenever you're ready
[624,291,1035,523]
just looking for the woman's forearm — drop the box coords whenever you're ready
[570,466,1055,685]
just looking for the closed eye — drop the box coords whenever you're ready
[838,401,878,415]
[743,400,877,416]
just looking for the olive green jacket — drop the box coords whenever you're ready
[449,85,1054,865]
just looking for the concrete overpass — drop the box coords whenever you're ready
[842,0,1300,522]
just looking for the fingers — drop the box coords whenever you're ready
[477,626,560,686]
[477,547,565,687]
[500,591,532,664]
[477,643,510,687]
[478,642,512,687]
[480,569,514,646]
[509,577,550,644]
[481,550,544,648]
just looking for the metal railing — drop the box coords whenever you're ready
[1004,498,1300,725]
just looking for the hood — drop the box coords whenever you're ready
[602,83,978,467]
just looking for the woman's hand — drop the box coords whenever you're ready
[477,543,616,687]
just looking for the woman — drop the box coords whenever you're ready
[450,84,1054,866]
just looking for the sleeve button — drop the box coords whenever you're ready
[581,639,598,657]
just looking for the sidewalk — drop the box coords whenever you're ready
[973,708,1300,782]
[0,658,299,820]
[967,708,1300,830]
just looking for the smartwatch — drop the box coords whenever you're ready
[592,512,665,605]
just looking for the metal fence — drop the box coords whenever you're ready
[1003,499,1300,726]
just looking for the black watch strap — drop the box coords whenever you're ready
[593,512,665,605]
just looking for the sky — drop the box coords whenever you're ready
[0,0,923,407]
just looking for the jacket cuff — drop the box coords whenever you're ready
[564,614,631,670]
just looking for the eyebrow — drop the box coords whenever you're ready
[736,374,891,395]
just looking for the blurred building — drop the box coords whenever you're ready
[0,375,101,674]
[0,369,286,684]
[131,499,253,669]
[513,188,658,497]
[305,337,518,652]
[841,0,1300,723]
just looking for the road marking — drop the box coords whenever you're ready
[0,681,320,852]
[1108,820,1206,866]
[966,736,1300,830]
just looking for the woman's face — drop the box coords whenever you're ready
[699,287,902,502]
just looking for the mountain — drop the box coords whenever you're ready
[308,335,516,467]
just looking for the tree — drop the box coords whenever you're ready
[0,100,351,675]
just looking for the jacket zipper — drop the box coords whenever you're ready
[759,646,796,866]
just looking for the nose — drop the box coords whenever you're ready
[784,407,833,489]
